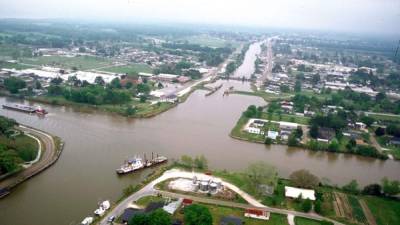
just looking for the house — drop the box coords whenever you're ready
[121,208,144,224]
[317,127,335,143]
[220,216,243,225]
[267,130,279,140]
[155,73,179,82]
[177,76,191,83]
[355,122,367,130]
[138,72,154,78]
[279,121,298,130]
[244,208,270,220]
[246,127,263,135]
[284,186,316,200]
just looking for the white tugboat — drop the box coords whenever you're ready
[116,157,144,174]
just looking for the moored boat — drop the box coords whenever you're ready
[116,157,144,174]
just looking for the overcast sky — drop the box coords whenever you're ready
[0,0,399,35]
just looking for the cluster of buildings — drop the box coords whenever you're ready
[244,118,300,142]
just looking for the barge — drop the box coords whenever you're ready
[116,153,167,174]
[2,104,48,114]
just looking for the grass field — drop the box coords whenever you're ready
[0,133,39,162]
[101,63,153,74]
[368,113,400,123]
[201,204,288,225]
[294,217,325,225]
[135,196,164,207]
[232,90,293,102]
[20,55,113,70]
[0,61,35,70]
[364,196,400,225]
[347,195,367,224]
[181,35,239,48]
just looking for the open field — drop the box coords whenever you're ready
[232,90,293,102]
[0,61,35,70]
[20,55,113,70]
[201,204,289,225]
[294,217,325,225]
[100,63,153,74]
[364,196,400,225]
[181,35,239,48]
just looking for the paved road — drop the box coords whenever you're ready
[0,125,59,192]
[99,169,344,225]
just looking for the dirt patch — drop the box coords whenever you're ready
[359,199,377,225]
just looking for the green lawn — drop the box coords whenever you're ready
[181,35,238,48]
[135,196,164,207]
[368,113,400,123]
[20,55,113,70]
[294,217,325,225]
[260,112,310,125]
[202,204,288,225]
[101,63,153,74]
[364,196,400,225]
[232,90,293,102]
[0,133,39,162]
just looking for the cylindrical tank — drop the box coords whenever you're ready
[210,183,218,192]
[200,181,209,191]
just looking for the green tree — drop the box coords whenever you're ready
[225,62,236,76]
[342,180,359,194]
[301,199,312,212]
[0,146,21,173]
[4,77,26,94]
[194,155,208,170]
[125,105,136,116]
[184,204,212,225]
[381,177,400,196]
[129,213,149,225]
[244,162,277,194]
[294,80,302,92]
[289,169,320,189]
[180,155,193,168]
[148,209,171,225]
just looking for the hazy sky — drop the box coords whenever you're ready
[0,0,399,34]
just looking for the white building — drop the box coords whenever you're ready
[285,186,316,201]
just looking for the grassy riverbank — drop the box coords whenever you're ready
[28,95,177,118]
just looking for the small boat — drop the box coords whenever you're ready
[81,217,94,225]
[116,157,144,174]
[100,200,110,210]
[94,207,105,216]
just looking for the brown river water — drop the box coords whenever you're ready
[0,43,399,225]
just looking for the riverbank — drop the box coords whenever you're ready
[169,165,399,225]
[230,114,388,160]
[0,125,63,198]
